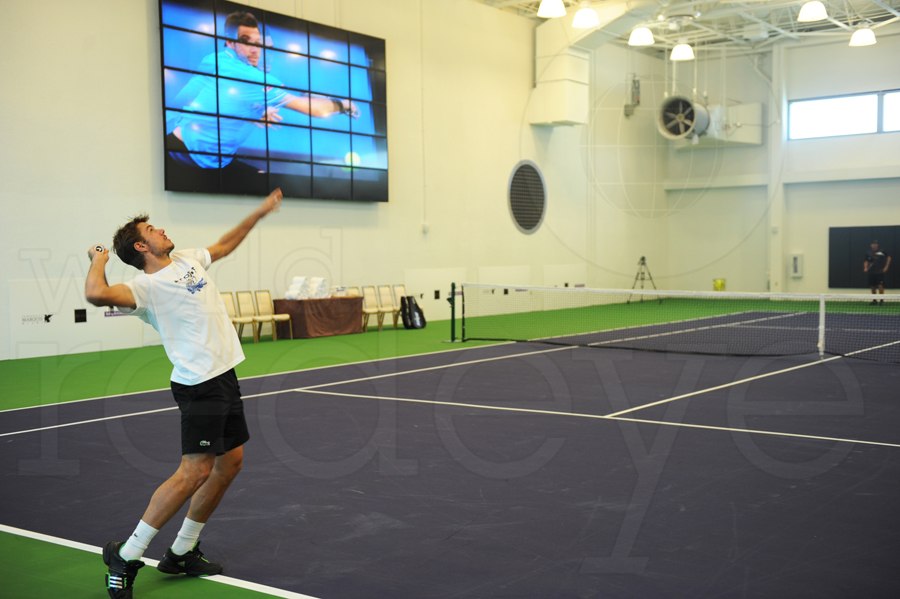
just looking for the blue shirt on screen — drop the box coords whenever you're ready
[169,48,290,168]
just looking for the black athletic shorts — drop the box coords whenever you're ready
[171,368,250,456]
[868,271,885,287]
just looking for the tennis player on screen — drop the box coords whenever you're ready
[167,11,359,171]
[85,188,281,599]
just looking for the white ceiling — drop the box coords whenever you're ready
[474,0,900,54]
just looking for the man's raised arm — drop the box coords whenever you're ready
[85,247,137,309]
[207,188,282,263]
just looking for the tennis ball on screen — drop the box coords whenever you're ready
[341,151,361,172]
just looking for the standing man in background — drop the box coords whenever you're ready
[85,188,282,598]
[865,240,891,305]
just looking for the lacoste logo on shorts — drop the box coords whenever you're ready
[200,440,210,447]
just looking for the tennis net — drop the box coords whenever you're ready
[461,284,900,363]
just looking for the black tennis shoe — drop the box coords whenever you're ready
[103,541,144,599]
[157,541,223,577]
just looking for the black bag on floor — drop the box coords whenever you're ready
[400,296,412,329]
[400,296,426,329]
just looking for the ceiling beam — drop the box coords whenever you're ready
[690,20,751,44]
[826,15,854,28]
[870,0,900,18]
[738,11,801,39]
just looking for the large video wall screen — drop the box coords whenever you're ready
[159,0,388,201]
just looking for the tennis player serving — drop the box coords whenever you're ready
[85,188,282,599]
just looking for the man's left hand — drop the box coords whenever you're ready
[260,188,283,216]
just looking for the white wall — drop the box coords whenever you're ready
[785,179,900,294]
[594,34,900,294]
[0,0,596,360]
[2,0,898,361]
[585,43,670,288]
[780,34,900,292]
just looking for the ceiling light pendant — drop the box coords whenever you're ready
[849,28,876,46]
[572,3,601,29]
[628,27,655,46]
[670,43,695,61]
[797,1,828,22]
[537,0,567,19]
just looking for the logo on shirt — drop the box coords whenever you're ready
[200,440,211,447]
[175,267,207,295]
[187,278,207,294]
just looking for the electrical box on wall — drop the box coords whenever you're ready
[790,253,804,278]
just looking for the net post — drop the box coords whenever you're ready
[461,284,466,341]
[449,282,456,342]
[817,296,826,360]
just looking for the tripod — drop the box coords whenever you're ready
[627,256,660,304]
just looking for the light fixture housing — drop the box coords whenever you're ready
[797,1,828,22]
[572,4,601,29]
[849,28,876,46]
[670,43,695,61]
[628,27,655,46]
[537,0,567,18]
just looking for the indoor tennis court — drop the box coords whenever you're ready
[3,305,899,597]
[3,0,900,597]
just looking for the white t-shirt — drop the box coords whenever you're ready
[121,248,244,385]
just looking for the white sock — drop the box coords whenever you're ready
[170,517,205,556]
[119,520,158,561]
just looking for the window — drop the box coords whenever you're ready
[789,94,877,140]
[789,90,900,140]
[884,91,900,133]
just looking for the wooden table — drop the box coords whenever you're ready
[273,296,363,339]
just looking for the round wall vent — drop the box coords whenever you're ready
[508,161,546,234]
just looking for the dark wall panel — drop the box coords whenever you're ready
[829,225,899,289]
[828,228,850,288]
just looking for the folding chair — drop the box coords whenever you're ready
[255,290,293,341]
[378,285,401,329]
[345,286,361,297]
[361,286,383,331]
[236,291,273,342]
[221,292,257,342]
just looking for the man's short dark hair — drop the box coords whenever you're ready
[223,11,259,41]
[113,214,149,270]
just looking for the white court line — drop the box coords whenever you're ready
[0,524,321,599]
[296,389,900,449]
[298,389,595,420]
[5,341,898,440]
[608,415,900,449]
[605,355,843,417]
[0,407,179,438]
[605,338,900,417]
[295,345,574,391]
[0,341,515,415]
[843,338,900,357]
[0,345,572,438]
[587,312,802,347]
[531,310,759,342]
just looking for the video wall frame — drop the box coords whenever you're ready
[159,0,388,201]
